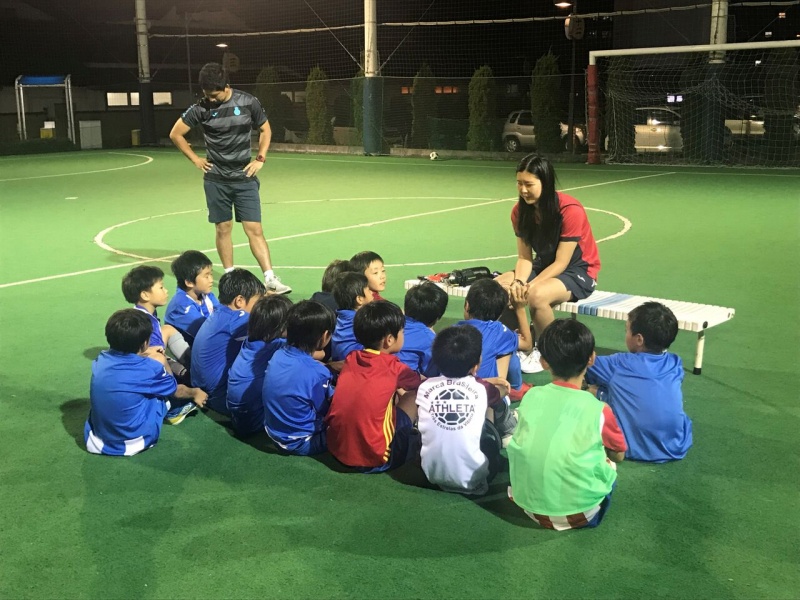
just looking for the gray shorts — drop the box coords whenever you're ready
[203,178,261,223]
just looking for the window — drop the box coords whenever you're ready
[130,92,139,106]
[153,92,172,106]
[401,86,411,95]
[106,92,128,106]
[518,112,533,126]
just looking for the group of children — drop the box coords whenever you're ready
[86,249,692,530]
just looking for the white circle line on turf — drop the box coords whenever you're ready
[0,172,648,289]
[0,152,154,182]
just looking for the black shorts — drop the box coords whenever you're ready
[529,262,596,301]
[203,178,261,223]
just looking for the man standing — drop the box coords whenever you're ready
[170,62,291,294]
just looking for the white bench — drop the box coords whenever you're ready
[404,280,735,375]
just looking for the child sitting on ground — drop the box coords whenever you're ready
[585,301,692,462]
[416,324,511,495]
[85,309,207,456]
[456,278,533,401]
[191,269,265,415]
[330,272,373,362]
[122,265,191,373]
[310,259,352,313]
[350,250,386,301]
[326,300,422,472]
[226,294,292,437]
[396,281,448,376]
[507,319,627,531]
[262,300,337,455]
[165,250,219,345]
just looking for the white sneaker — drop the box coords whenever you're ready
[518,348,544,374]
[265,275,292,295]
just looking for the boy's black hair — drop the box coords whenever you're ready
[248,295,293,342]
[333,272,370,311]
[537,319,595,379]
[286,300,336,353]
[353,300,405,350]
[105,308,153,354]
[321,259,353,293]
[198,62,228,91]
[464,278,507,321]
[121,265,164,304]
[432,324,483,378]
[405,281,448,327]
[629,301,678,352]
[218,269,266,305]
[171,250,213,291]
[349,250,384,275]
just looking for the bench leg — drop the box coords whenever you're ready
[693,330,705,375]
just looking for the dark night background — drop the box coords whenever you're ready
[1,1,796,88]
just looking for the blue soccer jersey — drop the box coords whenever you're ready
[262,345,334,451]
[331,309,363,362]
[191,304,249,415]
[85,350,176,456]
[227,337,286,435]
[586,351,692,463]
[134,305,165,349]
[165,288,219,343]
[457,319,519,379]
[396,316,438,376]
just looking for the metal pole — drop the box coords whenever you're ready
[709,0,728,63]
[567,0,578,153]
[590,40,798,66]
[135,0,156,145]
[65,75,75,143]
[363,0,383,155]
[14,76,24,141]
[185,12,193,98]
[567,37,577,153]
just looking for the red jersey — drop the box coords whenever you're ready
[326,350,422,468]
[510,193,600,280]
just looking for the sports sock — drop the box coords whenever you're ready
[224,267,234,274]
[166,331,191,365]
[264,269,275,280]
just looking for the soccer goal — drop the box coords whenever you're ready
[587,40,800,167]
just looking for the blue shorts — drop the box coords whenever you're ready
[359,408,418,474]
[204,178,261,224]
[529,262,596,301]
[269,430,327,456]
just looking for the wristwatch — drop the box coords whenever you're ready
[255,155,265,162]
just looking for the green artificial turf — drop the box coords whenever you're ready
[0,150,798,599]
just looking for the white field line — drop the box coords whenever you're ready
[0,152,153,182]
[0,172,657,289]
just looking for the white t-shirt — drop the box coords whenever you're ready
[416,375,499,495]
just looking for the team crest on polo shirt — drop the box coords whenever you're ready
[429,383,476,430]
[234,106,241,115]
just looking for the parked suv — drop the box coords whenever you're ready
[502,110,586,152]
[502,110,535,152]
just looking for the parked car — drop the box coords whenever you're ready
[502,110,535,152]
[633,106,683,152]
[502,110,586,152]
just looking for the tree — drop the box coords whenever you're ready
[530,52,563,154]
[467,65,497,151]
[411,63,436,148]
[351,68,364,145]
[255,67,289,143]
[306,66,334,145]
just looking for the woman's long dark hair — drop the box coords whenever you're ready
[515,153,561,253]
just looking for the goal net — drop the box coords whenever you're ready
[590,41,800,167]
